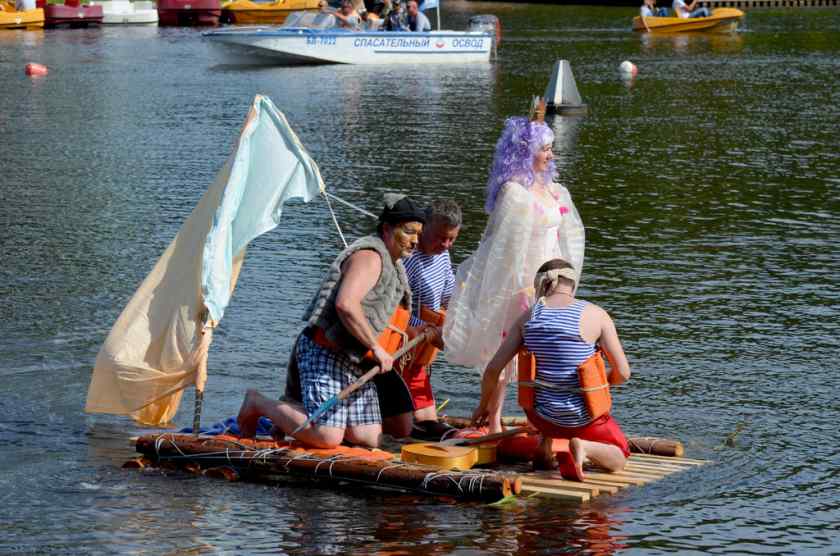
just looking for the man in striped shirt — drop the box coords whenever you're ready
[402,199,462,439]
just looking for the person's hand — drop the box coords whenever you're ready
[372,344,394,373]
[471,404,490,427]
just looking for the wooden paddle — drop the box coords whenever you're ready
[440,426,532,446]
[292,328,433,434]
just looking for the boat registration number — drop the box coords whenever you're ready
[306,36,337,46]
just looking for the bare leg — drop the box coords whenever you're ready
[236,389,345,448]
[572,437,626,472]
[533,435,558,471]
[344,423,383,448]
[413,405,437,422]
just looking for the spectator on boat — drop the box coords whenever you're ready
[471,258,632,481]
[640,0,657,17]
[443,98,585,435]
[401,199,462,440]
[672,0,710,18]
[383,0,408,31]
[405,0,431,32]
[237,194,427,449]
[333,0,361,30]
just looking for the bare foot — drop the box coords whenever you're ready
[236,389,262,439]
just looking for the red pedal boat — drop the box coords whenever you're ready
[157,0,221,26]
[39,0,103,27]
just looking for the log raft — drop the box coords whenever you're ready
[131,427,707,503]
[135,434,519,502]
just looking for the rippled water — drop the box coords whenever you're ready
[1,3,839,554]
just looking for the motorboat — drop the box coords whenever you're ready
[40,0,103,27]
[632,7,744,33]
[94,0,158,24]
[204,11,498,65]
[0,1,44,28]
[220,0,322,25]
[158,0,221,26]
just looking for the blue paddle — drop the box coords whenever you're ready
[292,329,432,434]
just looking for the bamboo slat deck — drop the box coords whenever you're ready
[131,433,708,504]
[518,453,707,500]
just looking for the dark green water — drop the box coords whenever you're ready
[1,3,839,554]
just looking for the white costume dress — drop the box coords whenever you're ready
[443,180,585,369]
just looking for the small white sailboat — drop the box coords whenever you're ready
[544,60,587,115]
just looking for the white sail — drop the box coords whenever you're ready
[85,95,324,425]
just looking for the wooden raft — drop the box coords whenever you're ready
[132,433,521,503]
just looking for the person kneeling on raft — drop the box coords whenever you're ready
[471,258,632,480]
[237,193,427,449]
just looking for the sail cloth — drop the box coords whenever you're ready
[85,95,325,425]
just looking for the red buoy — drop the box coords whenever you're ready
[25,63,48,77]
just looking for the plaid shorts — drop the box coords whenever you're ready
[296,333,382,428]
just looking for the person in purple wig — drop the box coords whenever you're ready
[443,100,586,433]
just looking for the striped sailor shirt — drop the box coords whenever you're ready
[403,250,455,327]
[522,299,595,428]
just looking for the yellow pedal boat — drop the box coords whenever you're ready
[220,0,323,25]
[633,7,744,33]
[0,1,44,28]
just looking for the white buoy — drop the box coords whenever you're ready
[619,60,638,78]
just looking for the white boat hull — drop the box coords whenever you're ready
[205,28,493,65]
[96,1,158,24]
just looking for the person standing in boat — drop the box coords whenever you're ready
[443,99,586,435]
[471,258,632,481]
[401,199,462,439]
[237,194,427,449]
[405,0,430,32]
[672,0,710,18]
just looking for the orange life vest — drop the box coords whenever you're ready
[517,346,612,421]
[408,305,446,369]
[312,305,410,361]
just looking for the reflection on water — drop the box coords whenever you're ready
[639,30,745,54]
[1,4,840,555]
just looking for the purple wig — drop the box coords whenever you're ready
[484,117,556,214]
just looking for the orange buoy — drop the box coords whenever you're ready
[25,63,48,76]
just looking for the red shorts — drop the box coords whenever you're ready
[401,364,435,410]
[524,410,631,458]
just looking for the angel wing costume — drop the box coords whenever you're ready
[443,180,584,369]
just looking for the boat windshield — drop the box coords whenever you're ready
[280,11,336,29]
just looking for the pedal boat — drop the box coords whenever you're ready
[40,0,103,27]
[220,0,322,25]
[633,7,744,33]
[94,0,157,24]
[157,0,221,26]
[0,1,44,28]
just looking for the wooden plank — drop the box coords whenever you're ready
[520,477,606,496]
[584,478,633,489]
[582,471,650,485]
[624,462,687,473]
[624,462,690,474]
[630,454,708,465]
[626,458,692,469]
[614,467,673,479]
[520,484,590,502]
